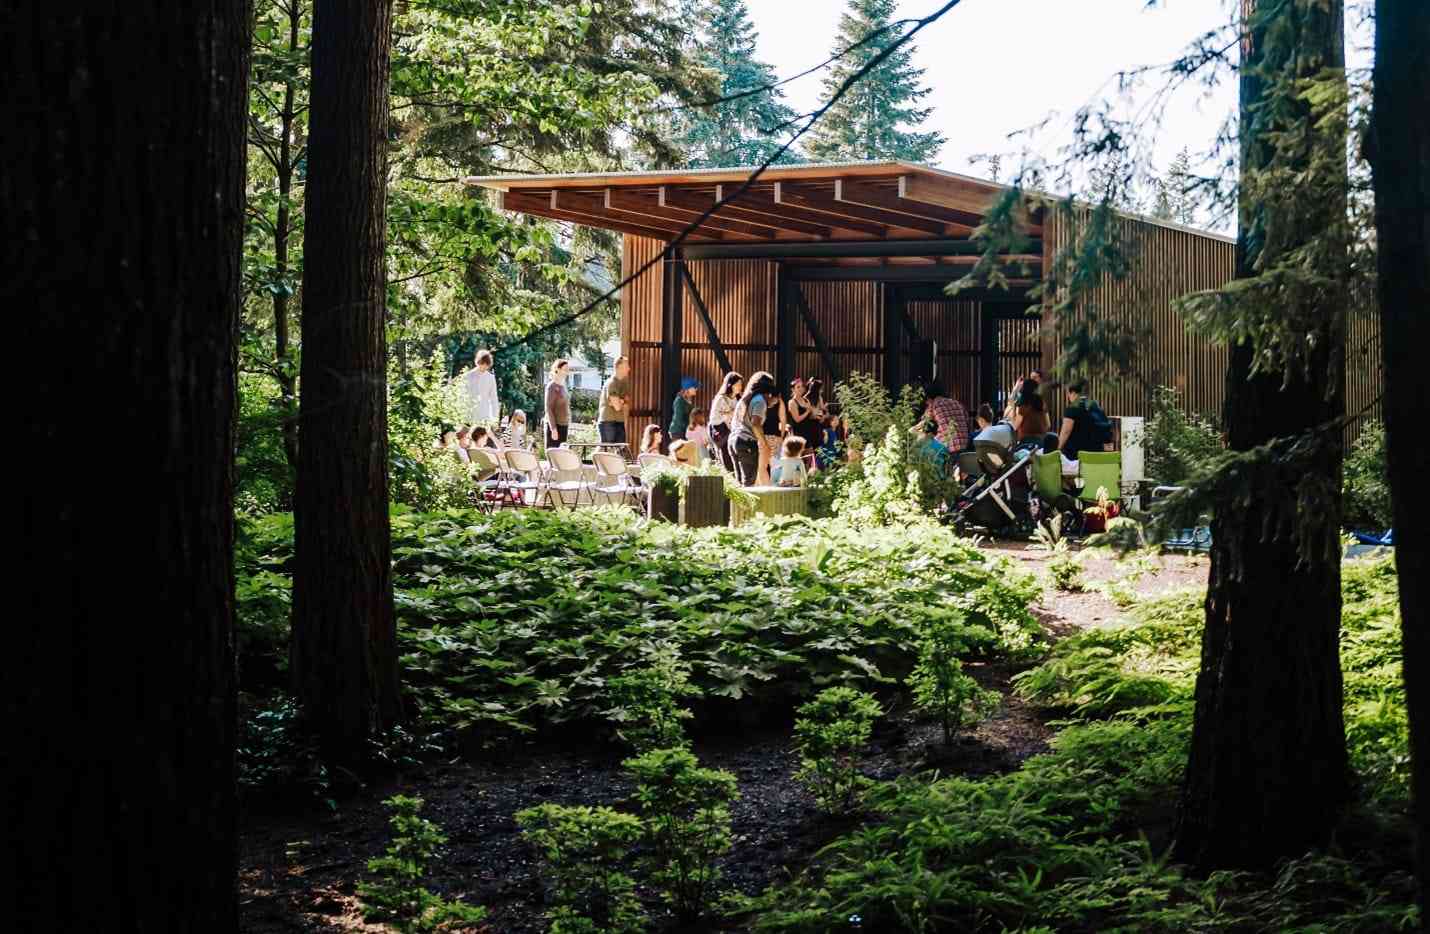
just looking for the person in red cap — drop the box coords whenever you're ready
[668,376,700,441]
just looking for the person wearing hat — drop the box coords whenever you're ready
[668,376,700,441]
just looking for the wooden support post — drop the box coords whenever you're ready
[980,304,999,410]
[776,269,794,391]
[660,250,684,435]
[680,264,732,376]
[790,283,840,387]
[883,285,905,398]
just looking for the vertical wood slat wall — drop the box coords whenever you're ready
[1040,209,1236,423]
[623,224,1384,443]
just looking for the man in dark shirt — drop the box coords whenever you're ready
[1058,379,1109,460]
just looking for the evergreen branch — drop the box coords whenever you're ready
[495,0,967,355]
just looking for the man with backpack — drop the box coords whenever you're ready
[1057,379,1114,462]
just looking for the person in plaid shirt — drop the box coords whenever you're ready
[924,382,970,451]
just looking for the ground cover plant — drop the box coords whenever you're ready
[235,507,1041,778]
[740,555,1418,932]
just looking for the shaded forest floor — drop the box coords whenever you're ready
[237,546,1210,933]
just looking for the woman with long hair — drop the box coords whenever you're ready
[728,371,776,486]
[708,371,743,471]
[787,376,826,457]
[640,423,665,456]
[544,358,572,447]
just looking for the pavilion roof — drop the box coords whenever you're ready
[464,161,1025,244]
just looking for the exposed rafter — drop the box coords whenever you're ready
[835,178,979,232]
[775,182,950,236]
[603,189,776,239]
[662,187,833,238]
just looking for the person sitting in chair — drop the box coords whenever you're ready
[972,403,1015,448]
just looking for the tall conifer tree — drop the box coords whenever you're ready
[806,0,944,162]
[681,0,799,167]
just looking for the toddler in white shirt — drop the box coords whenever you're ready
[771,436,809,487]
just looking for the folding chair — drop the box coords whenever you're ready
[1076,451,1122,506]
[467,447,503,514]
[502,448,545,508]
[543,446,592,510]
[638,452,672,470]
[593,451,642,510]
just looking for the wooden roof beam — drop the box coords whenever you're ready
[604,189,776,239]
[663,187,834,238]
[898,174,996,215]
[716,184,887,236]
[775,181,950,236]
[502,190,685,241]
[834,178,979,233]
[552,190,735,239]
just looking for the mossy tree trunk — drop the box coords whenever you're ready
[7,2,249,929]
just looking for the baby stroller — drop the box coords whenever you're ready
[952,439,1039,537]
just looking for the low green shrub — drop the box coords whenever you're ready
[624,746,740,923]
[793,687,882,813]
[1142,384,1221,486]
[236,509,1042,747]
[908,611,1001,746]
[1047,548,1086,593]
[357,795,487,933]
[1342,419,1391,531]
[515,803,646,934]
[741,560,1416,932]
[602,645,696,753]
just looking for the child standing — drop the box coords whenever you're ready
[771,436,808,487]
[685,409,710,463]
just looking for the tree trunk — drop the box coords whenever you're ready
[273,0,303,470]
[6,3,248,931]
[292,0,402,757]
[1368,0,1430,907]
[1174,0,1349,870]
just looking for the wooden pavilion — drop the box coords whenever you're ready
[467,161,1382,444]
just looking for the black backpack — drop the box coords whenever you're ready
[1086,400,1114,446]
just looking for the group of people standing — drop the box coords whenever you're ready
[707,371,842,487]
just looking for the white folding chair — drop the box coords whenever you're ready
[467,448,502,514]
[593,450,642,510]
[544,446,592,510]
[638,452,672,470]
[502,448,545,509]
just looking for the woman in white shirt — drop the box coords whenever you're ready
[708,371,742,471]
[464,348,500,425]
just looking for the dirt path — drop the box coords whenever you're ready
[237,548,1210,933]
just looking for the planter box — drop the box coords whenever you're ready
[680,475,728,528]
[646,485,679,523]
[729,485,812,527]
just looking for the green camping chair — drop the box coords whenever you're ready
[1076,451,1122,505]
[1032,451,1064,504]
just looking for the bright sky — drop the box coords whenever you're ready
[745,0,1373,202]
